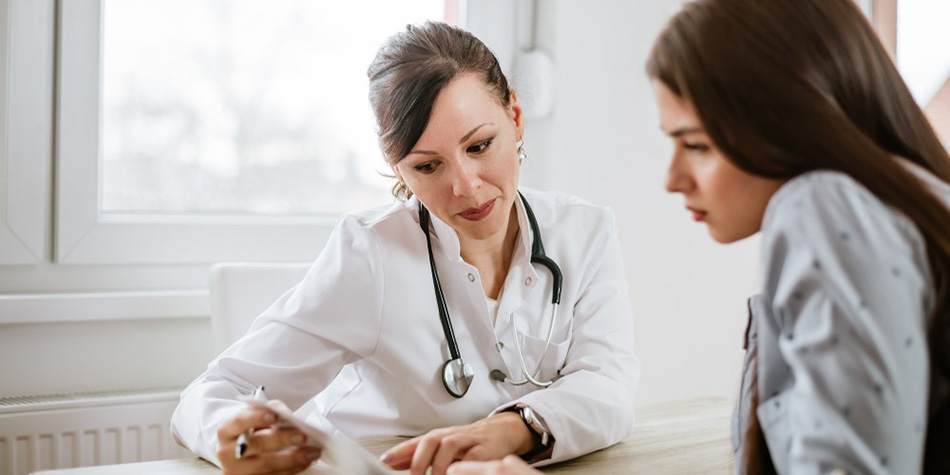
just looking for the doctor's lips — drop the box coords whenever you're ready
[459,199,496,221]
[686,206,708,222]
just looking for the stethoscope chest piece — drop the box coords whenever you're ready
[442,358,474,398]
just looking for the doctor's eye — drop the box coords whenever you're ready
[466,139,493,155]
[414,162,439,174]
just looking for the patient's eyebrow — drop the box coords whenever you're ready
[665,126,704,138]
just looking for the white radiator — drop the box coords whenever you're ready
[0,388,192,475]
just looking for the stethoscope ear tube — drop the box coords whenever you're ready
[519,193,562,305]
[419,204,462,362]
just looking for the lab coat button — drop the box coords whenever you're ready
[496,342,505,352]
[468,273,475,282]
[524,277,532,286]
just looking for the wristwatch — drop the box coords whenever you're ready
[511,404,553,461]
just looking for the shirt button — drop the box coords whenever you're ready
[496,342,505,352]
[524,277,532,286]
[468,273,475,282]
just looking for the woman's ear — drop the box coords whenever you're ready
[392,164,405,182]
[508,90,526,141]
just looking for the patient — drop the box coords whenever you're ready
[451,0,950,473]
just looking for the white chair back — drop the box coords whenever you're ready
[209,262,311,352]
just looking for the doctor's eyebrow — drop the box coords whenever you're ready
[407,123,495,156]
[459,123,493,143]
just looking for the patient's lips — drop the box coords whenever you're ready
[686,206,707,222]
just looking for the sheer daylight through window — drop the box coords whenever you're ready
[101,0,449,216]
[896,0,950,146]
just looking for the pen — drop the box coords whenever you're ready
[235,385,267,460]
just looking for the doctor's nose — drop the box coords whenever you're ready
[451,161,483,197]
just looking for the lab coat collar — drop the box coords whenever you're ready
[512,193,534,262]
[411,192,534,266]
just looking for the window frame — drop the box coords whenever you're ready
[0,0,52,265]
[48,0,516,267]
[56,0,348,265]
[53,0,512,266]
[0,0,516,321]
[869,0,897,58]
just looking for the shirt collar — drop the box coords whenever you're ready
[414,193,534,265]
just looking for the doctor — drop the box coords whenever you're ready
[171,21,639,475]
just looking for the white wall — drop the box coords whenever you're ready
[518,0,762,405]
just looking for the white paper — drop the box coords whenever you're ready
[241,398,396,475]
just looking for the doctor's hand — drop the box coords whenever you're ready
[379,412,534,475]
[215,401,322,475]
[447,455,541,475]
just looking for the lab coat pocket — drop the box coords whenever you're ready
[516,324,572,384]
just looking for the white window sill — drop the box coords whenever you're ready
[0,290,209,325]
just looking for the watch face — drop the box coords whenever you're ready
[522,407,537,424]
[519,406,549,445]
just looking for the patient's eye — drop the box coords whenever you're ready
[683,141,710,153]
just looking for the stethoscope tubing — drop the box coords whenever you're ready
[504,302,559,387]
[419,191,564,395]
[419,205,462,361]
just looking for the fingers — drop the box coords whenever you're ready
[223,446,322,475]
[446,460,503,475]
[409,430,482,475]
[217,408,279,466]
[409,431,446,475]
[499,454,533,468]
[266,399,292,414]
[218,407,278,442]
[382,430,462,475]
[242,427,311,458]
[446,455,537,475]
[379,436,419,469]
[428,433,476,475]
[461,445,488,461]
[216,403,320,475]
[383,419,517,475]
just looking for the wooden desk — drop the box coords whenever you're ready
[35,398,734,474]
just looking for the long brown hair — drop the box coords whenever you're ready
[366,21,512,199]
[647,0,950,472]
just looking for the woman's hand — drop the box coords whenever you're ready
[447,455,542,475]
[379,411,534,475]
[215,401,322,475]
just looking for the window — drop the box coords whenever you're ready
[0,0,516,297]
[896,0,950,146]
[869,0,950,147]
[57,0,454,264]
[0,0,517,399]
[100,1,453,217]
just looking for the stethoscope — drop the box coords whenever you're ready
[418,191,563,398]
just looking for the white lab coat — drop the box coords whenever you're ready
[171,188,640,466]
